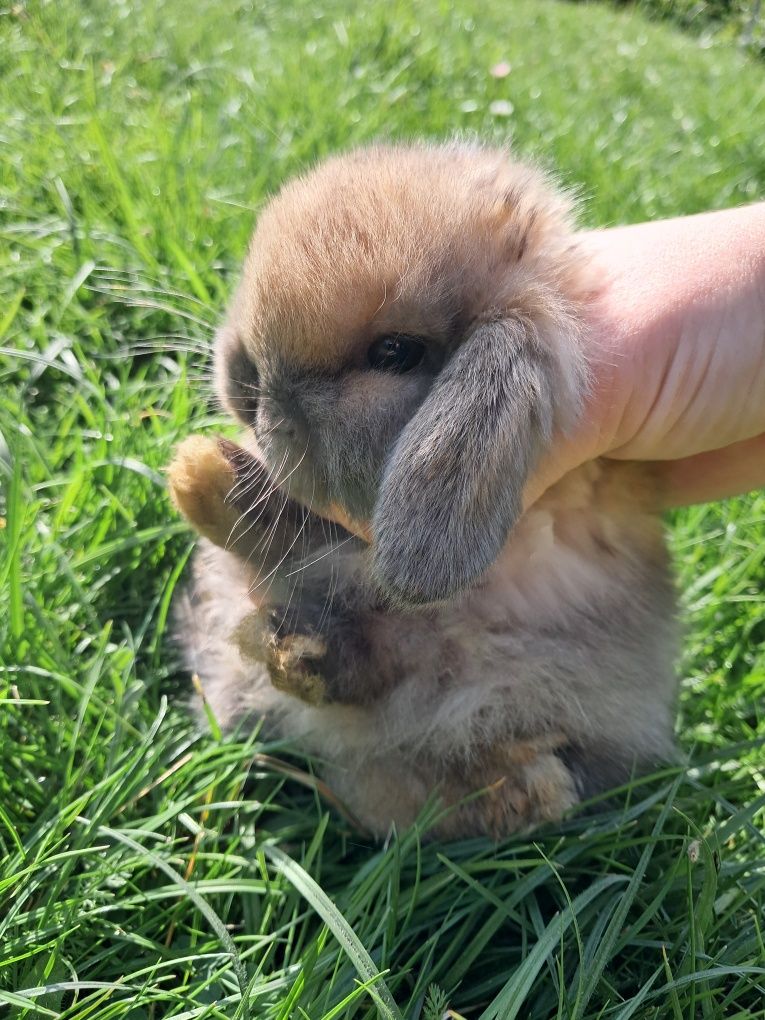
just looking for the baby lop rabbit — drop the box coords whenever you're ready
[170,143,678,839]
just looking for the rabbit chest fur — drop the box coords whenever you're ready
[170,142,679,839]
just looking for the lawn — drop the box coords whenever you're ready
[1,0,764,1016]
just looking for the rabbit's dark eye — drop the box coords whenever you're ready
[367,334,426,373]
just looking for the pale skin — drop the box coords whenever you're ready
[527,201,765,509]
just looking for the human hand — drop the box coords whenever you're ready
[525,203,765,509]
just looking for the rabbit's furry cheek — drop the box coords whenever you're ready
[304,370,434,521]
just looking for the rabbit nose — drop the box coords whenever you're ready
[261,393,308,445]
[272,417,301,443]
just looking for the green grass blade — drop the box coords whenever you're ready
[478,875,628,1020]
[262,843,403,1020]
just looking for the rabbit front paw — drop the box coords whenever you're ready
[265,631,329,705]
[168,435,242,549]
[235,589,376,707]
[233,606,331,705]
[169,435,320,570]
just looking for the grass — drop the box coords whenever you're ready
[614,1,765,60]
[1,0,764,1016]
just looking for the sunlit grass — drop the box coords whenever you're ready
[1,0,764,1016]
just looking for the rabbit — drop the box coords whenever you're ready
[169,142,679,839]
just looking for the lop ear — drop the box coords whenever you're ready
[371,316,571,604]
